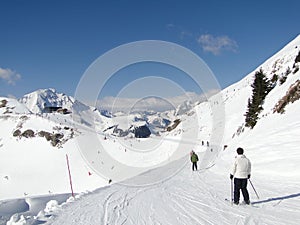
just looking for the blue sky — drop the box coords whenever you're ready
[0,0,299,100]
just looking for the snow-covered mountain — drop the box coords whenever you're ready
[19,88,75,114]
[0,88,188,196]
[174,100,195,115]
[18,88,178,138]
[1,35,300,225]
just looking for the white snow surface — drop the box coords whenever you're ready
[1,35,300,224]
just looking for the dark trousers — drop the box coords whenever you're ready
[192,162,197,171]
[234,178,250,203]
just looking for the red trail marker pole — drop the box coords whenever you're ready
[66,154,74,197]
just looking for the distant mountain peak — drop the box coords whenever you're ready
[19,88,74,113]
[175,100,194,115]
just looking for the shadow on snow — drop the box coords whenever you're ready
[252,192,300,205]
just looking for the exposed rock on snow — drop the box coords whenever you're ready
[166,119,181,131]
[133,125,151,138]
[0,99,8,108]
[274,79,300,113]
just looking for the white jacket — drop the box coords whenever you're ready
[231,155,251,179]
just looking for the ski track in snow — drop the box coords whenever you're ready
[45,158,300,225]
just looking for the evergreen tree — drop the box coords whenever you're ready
[245,68,272,128]
[245,98,258,128]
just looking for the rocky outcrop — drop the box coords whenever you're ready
[274,80,300,113]
[134,125,151,138]
[166,119,181,132]
[13,126,74,147]
[0,99,8,108]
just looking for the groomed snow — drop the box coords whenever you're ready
[44,154,300,225]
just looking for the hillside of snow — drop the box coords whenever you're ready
[1,35,300,224]
[0,102,107,199]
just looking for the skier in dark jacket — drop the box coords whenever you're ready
[190,151,199,171]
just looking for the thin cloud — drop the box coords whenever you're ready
[97,92,215,113]
[166,23,175,30]
[7,94,17,99]
[180,30,193,40]
[197,34,238,55]
[0,67,21,85]
[166,24,193,40]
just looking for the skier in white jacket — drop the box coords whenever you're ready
[230,147,251,205]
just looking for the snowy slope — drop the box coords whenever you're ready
[1,88,190,209]
[221,34,300,144]
[43,155,299,225]
[0,98,31,115]
[1,35,300,225]
[0,116,105,197]
[0,97,108,200]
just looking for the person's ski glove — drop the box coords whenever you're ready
[248,174,251,179]
[230,174,233,179]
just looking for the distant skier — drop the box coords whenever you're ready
[230,147,251,205]
[190,151,199,171]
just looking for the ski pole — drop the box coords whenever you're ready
[249,179,259,199]
[231,179,234,204]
